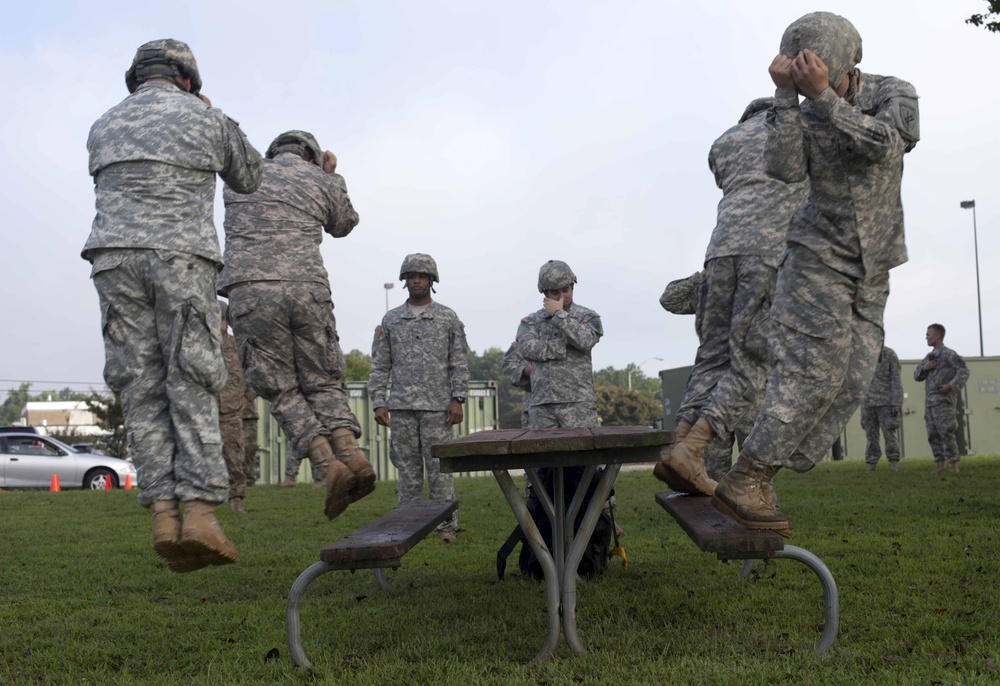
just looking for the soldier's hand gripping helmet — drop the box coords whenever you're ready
[398,253,440,283]
[265,131,324,166]
[780,12,862,91]
[125,39,203,95]
[537,260,577,293]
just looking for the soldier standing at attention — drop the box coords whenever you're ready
[709,12,920,537]
[861,345,903,472]
[217,301,248,514]
[915,324,969,473]
[83,39,263,572]
[220,131,374,521]
[516,261,603,429]
[367,255,469,542]
[657,99,807,495]
[501,341,532,429]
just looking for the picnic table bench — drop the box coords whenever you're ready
[435,426,671,662]
[286,498,459,670]
[656,491,839,652]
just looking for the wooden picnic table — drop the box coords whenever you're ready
[433,426,671,662]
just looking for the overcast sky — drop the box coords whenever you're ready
[1,0,998,401]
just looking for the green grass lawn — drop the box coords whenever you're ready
[2,456,999,685]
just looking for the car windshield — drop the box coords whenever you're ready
[39,436,81,453]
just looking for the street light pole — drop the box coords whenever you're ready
[629,356,665,391]
[383,282,394,313]
[960,200,984,356]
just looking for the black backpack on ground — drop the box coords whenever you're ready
[496,466,613,580]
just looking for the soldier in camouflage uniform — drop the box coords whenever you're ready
[368,255,469,541]
[516,261,603,429]
[711,13,920,537]
[915,324,969,473]
[217,301,247,514]
[659,270,742,480]
[658,98,807,496]
[83,39,262,572]
[860,345,903,472]
[241,386,259,487]
[501,341,532,429]
[220,131,374,521]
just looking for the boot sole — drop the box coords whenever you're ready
[324,473,357,520]
[349,470,376,503]
[711,495,792,539]
[178,538,240,567]
[654,461,716,497]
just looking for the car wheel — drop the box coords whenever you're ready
[85,468,116,490]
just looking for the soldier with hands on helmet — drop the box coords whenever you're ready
[367,254,469,542]
[706,12,919,537]
[220,130,374,521]
[516,260,602,429]
[83,39,263,572]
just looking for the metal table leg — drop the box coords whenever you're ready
[494,469,562,663]
[562,464,620,656]
[286,561,332,670]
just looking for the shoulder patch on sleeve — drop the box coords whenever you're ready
[521,315,533,324]
[373,325,383,341]
[887,95,920,145]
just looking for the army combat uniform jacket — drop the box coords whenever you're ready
[515,304,602,407]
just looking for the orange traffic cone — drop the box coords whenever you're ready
[49,474,60,492]
[124,474,133,490]
[105,475,113,490]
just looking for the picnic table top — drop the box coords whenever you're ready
[433,426,673,472]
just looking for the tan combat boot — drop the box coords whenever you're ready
[653,419,692,484]
[889,461,899,473]
[866,463,877,472]
[308,434,356,520]
[711,455,791,538]
[228,497,246,516]
[151,499,183,562]
[179,500,240,568]
[278,474,298,488]
[330,428,376,503]
[949,461,960,474]
[654,418,717,496]
[934,461,945,475]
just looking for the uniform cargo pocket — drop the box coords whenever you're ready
[178,303,226,393]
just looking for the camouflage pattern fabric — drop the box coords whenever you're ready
[765,73,919,280]
[285,451,325,482]
[705,106,808,265]
[915,346,968,464]
[861,405,900,464]
[83,81,262,265]
[367,302,470,411]
[659,271,703,316]
[218,329,246,498]
[915,346,969,408]
[739,246,889,471]
[537,260,577,292]
[228,281,361,459]
[398,253,440,282]
[218,153,359,294]
[863,346,903,408]
[501,341,532,428]
[924,404,959,464]
[388,410,458,532]
[779,12,862,89]
[528,402,599,429]
[241,416,259,486]
[516,303,602,408]
[91,249,229,506]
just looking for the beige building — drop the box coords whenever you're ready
[21,401,103,437]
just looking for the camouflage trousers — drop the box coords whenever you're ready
[242,417,259,487]
[741,247,889,471]
[221,412,246,498]
[285,451,325,481]
[703,430,748,482]
[389,410,457,532]
[228,281,361,459]
[677,255,775,435]
[91,248,229,507]
[860,405,901,464]
[925,402,959,463]
[528,402,600,429]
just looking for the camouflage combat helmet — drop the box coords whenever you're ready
[125,39,203,95]
[739,97,773,124]
[398,254,439,283]
[266,130,323,165]
[537,260,577,293]
[780,12,862,90]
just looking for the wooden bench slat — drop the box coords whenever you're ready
[510,428,594,454]
[591,426,673,450]
[656,491,784,557]
[320,499,458,567]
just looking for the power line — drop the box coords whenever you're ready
[0,379,107,386]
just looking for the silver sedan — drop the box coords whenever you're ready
[0,432,137,490]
